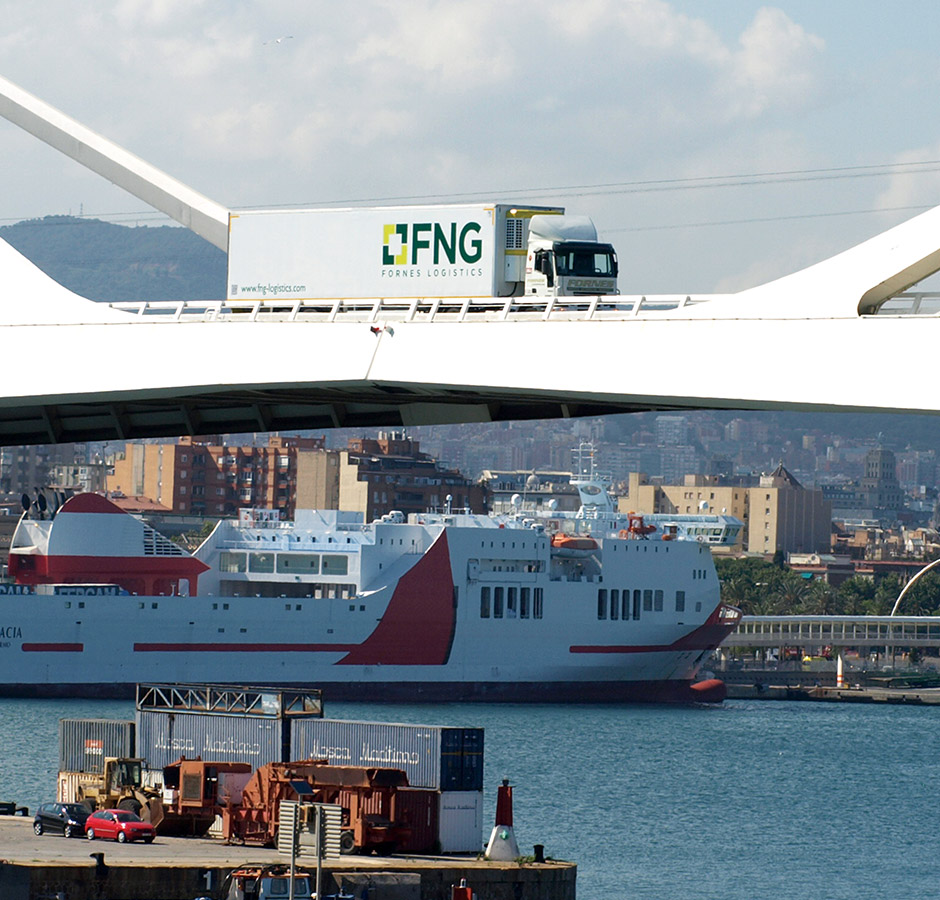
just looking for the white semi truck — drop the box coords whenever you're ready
[226,203,619,301]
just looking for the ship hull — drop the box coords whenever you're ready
[2,498,739,702]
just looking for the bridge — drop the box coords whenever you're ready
[2,74,940,445]
[728,615,940,650]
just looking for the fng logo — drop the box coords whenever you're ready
[383,222,483,266]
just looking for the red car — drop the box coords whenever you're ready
[84,809,155,843]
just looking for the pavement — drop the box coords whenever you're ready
[0,816,509,870]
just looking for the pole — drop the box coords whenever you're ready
[315,805,323,900]
[288,803,297,900]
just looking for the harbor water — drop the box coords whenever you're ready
[1,697,937,899]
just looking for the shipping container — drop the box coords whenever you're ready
[438,791,484,854]
[58,719,135,774]
[289,719,484,791]
[136,710,286,771]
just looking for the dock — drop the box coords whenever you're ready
[726,683,940,704]
[0,817,575,900]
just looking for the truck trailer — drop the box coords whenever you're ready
[226,203,618,301]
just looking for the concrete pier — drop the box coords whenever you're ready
[726,683,940,704]
[0,817,576,900]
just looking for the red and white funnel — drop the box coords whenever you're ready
[484,778,520,861]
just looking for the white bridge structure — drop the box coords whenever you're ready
[1,75,939,445]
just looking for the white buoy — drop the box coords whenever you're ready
[485,779,520,861]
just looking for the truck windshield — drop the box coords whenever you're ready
[553,243,617,277]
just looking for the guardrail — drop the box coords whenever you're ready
[105,290,940,323]
[107,293,709,323]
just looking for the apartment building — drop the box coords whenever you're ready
[108,434,325,516]
[622,463,830,555]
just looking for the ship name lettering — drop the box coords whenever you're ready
[0,626,22,639]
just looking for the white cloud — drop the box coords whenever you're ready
[722,7,826,118]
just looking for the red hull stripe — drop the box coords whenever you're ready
[134,643,357,653]
[22,643,84,652]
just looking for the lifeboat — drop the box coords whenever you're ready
[550,533,598,557]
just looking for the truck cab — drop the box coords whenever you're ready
[524,215,618,297]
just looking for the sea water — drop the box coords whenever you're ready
[1,697,936,899]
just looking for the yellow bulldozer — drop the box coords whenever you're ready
[74,757,165,829]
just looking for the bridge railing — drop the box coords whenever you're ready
[731,615,940,647]
[106,291,940,322]
[107,293,710,323]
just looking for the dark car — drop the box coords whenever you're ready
[33,802,91,838]
[84,808,155,843]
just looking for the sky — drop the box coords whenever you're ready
[2,1,940,294]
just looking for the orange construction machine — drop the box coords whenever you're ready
[222,759,411,854]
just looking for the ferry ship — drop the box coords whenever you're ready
[0,464,742,701]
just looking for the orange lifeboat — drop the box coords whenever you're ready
[550,533,598,557]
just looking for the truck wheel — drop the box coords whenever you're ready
[340,831,356,854]
[118,798,142,815]
[86,829,95,841]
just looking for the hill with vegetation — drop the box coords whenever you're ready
[0,215,225,302]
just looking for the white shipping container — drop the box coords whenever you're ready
[226,204,562,301]
[438,791,484,854]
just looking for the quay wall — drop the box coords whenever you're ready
[0,859,576,900]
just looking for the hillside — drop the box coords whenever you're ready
[0,215,225,302]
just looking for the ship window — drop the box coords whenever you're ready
[622,591,630,621]
[633,589,641,619]
[597,589,607,619]
[643,590,652,612]
[520,587,530,619]
[494,587,504,618]
[696,601,702,612]
[219,552,247,573]
[507,587,517,617]
[610,589,619,620]
[152,602,158,609]
[223,603,229,610]
[249,552,275,573]
[533,587,543,619]
[276,553,320,574]
[322,555,348,576]
[480,586,491,618]
[654,590,663,611]
[675,590,685,612]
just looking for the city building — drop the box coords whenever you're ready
[622,463,830,555]
[107,434,325,517]
[478,469,580,515]
[296,431,484,521]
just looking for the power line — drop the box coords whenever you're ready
[262,158,940,208]
[4,158,940,229]
[605,203,936,234]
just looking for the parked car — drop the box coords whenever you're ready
[84,809,155,843]
[33,802,90,838]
